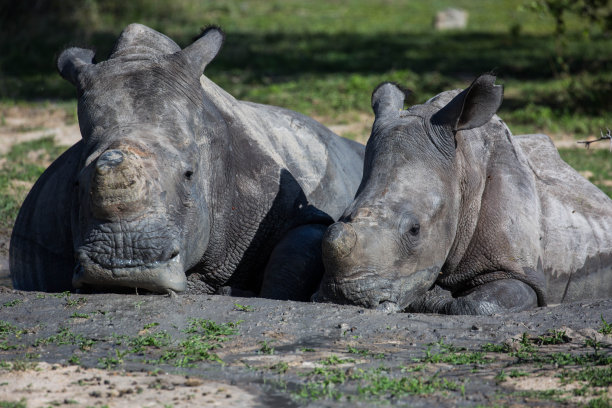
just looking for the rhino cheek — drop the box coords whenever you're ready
[395,265,441,309]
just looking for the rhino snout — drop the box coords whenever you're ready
[322,222,357,259]
[91,148,148,218]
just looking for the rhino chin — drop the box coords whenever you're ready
[72,254,187,294]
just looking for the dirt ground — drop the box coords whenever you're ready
[0,289,611,407]
[1,105,611,407]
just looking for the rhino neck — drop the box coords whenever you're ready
[439,118,544,292]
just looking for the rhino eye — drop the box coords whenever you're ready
[409,223,420,236]
[184,170,194,180]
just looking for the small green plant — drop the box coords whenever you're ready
[495,370,508,382]
[98,349,128,369]
[268,361,289,373]
[482,343,511,353]
[509,369,529,378]
[2,299,23,308]
[598,315,611,335]
[535,329,570,345]
[319,355,355,366]
[70,312,90,319]
[234,303,254,312]
[0,398,27,408]
[68,355,81,365]
[65,297,87,308]
[300,347,316,352]
[259,340,275,355]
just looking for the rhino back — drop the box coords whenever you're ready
[515,134,612,303]
[10,142,82,291]
[199,75,364,219]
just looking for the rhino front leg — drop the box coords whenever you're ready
[407,279,538,315]
[259,224,328,301]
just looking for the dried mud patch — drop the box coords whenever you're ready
[0,362,259,408]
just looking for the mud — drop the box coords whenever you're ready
[0,288,610,407]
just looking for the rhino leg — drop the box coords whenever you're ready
[408,279,538,315]
[259,224,328,301]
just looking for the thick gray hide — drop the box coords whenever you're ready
[314,75,612,314]
[10,24,364,299]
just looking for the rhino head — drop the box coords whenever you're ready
[313,75,503,312]
[57,24,225,293]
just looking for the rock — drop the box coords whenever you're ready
[434,8,468,30]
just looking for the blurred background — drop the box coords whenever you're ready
[0,0,610,232]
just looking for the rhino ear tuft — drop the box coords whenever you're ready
[371,82,410,118]
[432,74,503,131]
[179,26,224,76]
[57,47,95,86]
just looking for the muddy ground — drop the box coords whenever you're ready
[1,288,611,407]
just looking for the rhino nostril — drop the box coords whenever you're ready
[322,222,357,259]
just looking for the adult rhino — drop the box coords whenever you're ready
[313,75,612,314]
[10,24,364,299]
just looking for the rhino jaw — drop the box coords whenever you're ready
[72,253,187,294]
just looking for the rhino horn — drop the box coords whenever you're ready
[371,82,410,118]
[90,147,148,219]
[57,47,95,86]
[432,74,503,131]
[109,23,181,59]
[177,26,224,76]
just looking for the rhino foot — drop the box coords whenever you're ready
[407,279,538,315]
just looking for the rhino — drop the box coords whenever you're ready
[313,75,612,314]
[10,24,364,299]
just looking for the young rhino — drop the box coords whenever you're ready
[313,75,612,314]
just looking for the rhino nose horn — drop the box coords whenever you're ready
[96,149,125,174]
[91,148,147,218]
[322,222,357,259]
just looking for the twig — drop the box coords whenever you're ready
[577,128,612,151]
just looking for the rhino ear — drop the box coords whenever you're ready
[178,26,224,76]
[57,47,95,86]
[432,74,503,131]
[371,82,409,118]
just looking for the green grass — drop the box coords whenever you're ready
[1,0,610,134]
[0,399,27,408]
[559,148,612,198]
[0,137,68,228]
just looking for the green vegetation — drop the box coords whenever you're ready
[258,340,275,355]
[296,365,461,402]
[559,148,612,198]
[0,137,69,227]
[0,399,27,408]
[417,339,490,365]
[233,303,254,312]
[598,315,612,335]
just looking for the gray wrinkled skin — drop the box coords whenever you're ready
[10,24,364,299]
[313,75,612,315]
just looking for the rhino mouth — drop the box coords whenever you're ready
[312,272,398,310]
[73,252,187,294]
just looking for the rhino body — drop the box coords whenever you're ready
[314,75,612,314]
[10,24,364,298]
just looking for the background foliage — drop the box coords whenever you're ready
[1,0,610,136]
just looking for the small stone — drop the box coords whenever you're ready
[433,8,468,30]
[184,378,203,387]
[89,390,101,398]
[471,325,481,331]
